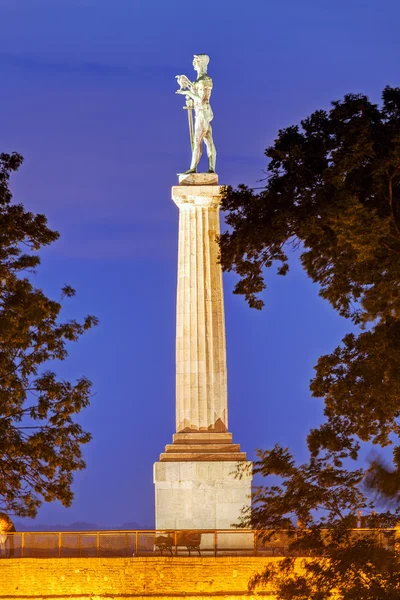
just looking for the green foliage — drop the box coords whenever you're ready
[249,445,367,529]
[250,544,400,600]
[241,447,400,600]
[221,87,400,596]
[0,153,98,517]
[220,86,400,475]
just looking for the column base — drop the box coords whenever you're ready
[154,460,252,530]
[158,432,247,462]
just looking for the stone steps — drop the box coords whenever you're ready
[165,443,241,453]
[159,451,248,462]
[159,431,247,462]
[172,432,233,444]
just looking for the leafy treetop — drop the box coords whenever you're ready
[0,153,98,518]
[220,86,400,470]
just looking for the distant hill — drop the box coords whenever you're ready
[13,520,153,532]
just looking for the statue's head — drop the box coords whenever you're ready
[193,54,210,72]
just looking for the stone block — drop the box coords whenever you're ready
[172,185,222,208]
[154,460,252,530]
[178,172,219,186]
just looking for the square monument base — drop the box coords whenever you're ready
[154,460,252,530]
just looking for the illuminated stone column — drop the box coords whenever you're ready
[154,173,252,531]
[174,173,227,434]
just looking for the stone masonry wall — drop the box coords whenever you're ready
[0,556,281,599]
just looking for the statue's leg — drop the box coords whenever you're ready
[204,125,216,173]
[188,118,206,172]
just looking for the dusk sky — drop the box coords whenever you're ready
[2,0,399,528]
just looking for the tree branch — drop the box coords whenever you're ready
[388,172,400,238]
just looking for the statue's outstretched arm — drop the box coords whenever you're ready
[176,88,201,102]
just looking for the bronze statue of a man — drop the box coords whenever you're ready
[176,54,216,174]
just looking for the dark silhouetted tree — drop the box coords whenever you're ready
[220,86,400,487]
[221,87,400,596]
[0,153,98,517]
[238,446,400,600]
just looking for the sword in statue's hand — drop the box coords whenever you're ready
[175,75,194,152]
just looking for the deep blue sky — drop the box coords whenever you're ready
[1,0,399,527]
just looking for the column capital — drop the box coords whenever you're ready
[172,184,224,208]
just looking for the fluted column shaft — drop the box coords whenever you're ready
[172,184,227,433]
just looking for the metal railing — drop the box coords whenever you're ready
[0,528,396,559]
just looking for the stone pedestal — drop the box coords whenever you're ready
[154,460,252,530]
[154,174,252,530]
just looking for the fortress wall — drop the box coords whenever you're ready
[0,556,284,599]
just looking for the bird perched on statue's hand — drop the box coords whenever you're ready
[175,74,191,90]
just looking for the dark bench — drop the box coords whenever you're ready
[155,532,202,556]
